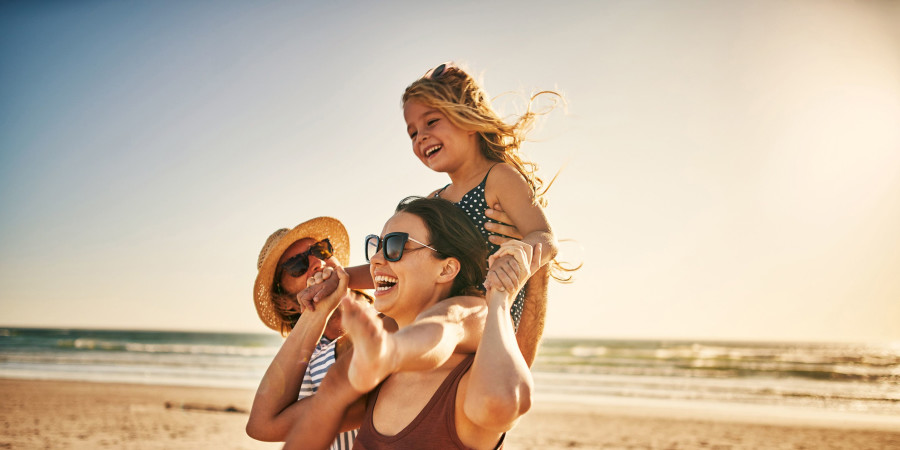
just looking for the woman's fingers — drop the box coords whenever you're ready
[306,266,334,287]
[487,234,511,246]
[297,291,315,313]
[530,243,543,275]
[486,239,538,296]
[317,266,349,311]
[496,242,532,275]
[485,202,524,240]
[487,255,522,293]
[297,266,347,313]
[334,265,349,288]
[484,221,523,241]
[298,267,336,312]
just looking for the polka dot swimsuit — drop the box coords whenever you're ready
[434,164,527,328]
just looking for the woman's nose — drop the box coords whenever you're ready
[369,248,386,265]
[306,256,327,273]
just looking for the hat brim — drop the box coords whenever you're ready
[254,217,351,332]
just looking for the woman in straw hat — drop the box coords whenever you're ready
[252,216,360,336]
[283,196,539,450]
[248,217,381,448]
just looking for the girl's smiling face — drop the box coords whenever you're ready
[403,100,479,174]
[369,211,454,326]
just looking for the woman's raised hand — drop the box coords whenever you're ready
[484,240,542,296]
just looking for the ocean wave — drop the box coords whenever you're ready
[535,340,900,384]
[531,371,900,414]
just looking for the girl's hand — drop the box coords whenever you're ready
[484,241,542,295]
[485,202,523,245]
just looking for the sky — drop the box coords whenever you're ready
[1,0,899,343]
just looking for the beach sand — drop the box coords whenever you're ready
[2,378,898,450]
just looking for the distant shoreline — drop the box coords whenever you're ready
[3,325,896,346]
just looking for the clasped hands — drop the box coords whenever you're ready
[483,240,541,299]
[297,266,346,314]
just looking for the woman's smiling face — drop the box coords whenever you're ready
[368,211,450,326]
[277,238,339,295]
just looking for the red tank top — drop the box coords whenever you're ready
[352,354,504,449]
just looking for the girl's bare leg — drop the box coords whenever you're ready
[341,298,398,393]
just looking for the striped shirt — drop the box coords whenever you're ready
[299,336,356,450]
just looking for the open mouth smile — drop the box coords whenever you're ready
[374,275,398,294]
[424,144,442,158]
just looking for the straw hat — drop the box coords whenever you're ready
[254,217,350,332]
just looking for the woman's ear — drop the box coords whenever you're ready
[437,257,461,283]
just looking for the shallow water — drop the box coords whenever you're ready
[2,328,898,422]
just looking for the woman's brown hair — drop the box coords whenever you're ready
[395,196,488,298]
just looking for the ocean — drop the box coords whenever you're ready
[2,327,898,426]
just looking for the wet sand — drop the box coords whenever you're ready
[2,378,898,449]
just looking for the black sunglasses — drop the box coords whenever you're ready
[365,232,438,262]
[279,239,333,278]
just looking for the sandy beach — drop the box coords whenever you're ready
[2,378,898,450]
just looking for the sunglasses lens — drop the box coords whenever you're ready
[431,63,446,78]
[283,258,309,278]
[311,239,333,260]
[365,236,379,262]
[384,234,407,261]
[282,239,332,278]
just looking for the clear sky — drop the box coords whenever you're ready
[2,0,899,343]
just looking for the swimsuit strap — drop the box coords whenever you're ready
[482,163,500,184]
[433,183,451,199]
[434,163,499,200]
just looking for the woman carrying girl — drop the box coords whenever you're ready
[284,196,539,449]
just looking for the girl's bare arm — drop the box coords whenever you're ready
[486,164,558,267]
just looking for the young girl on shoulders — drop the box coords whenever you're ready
[301,62,564,363]
[402,62,561,329]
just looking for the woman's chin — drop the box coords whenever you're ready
[372,290,395,314]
